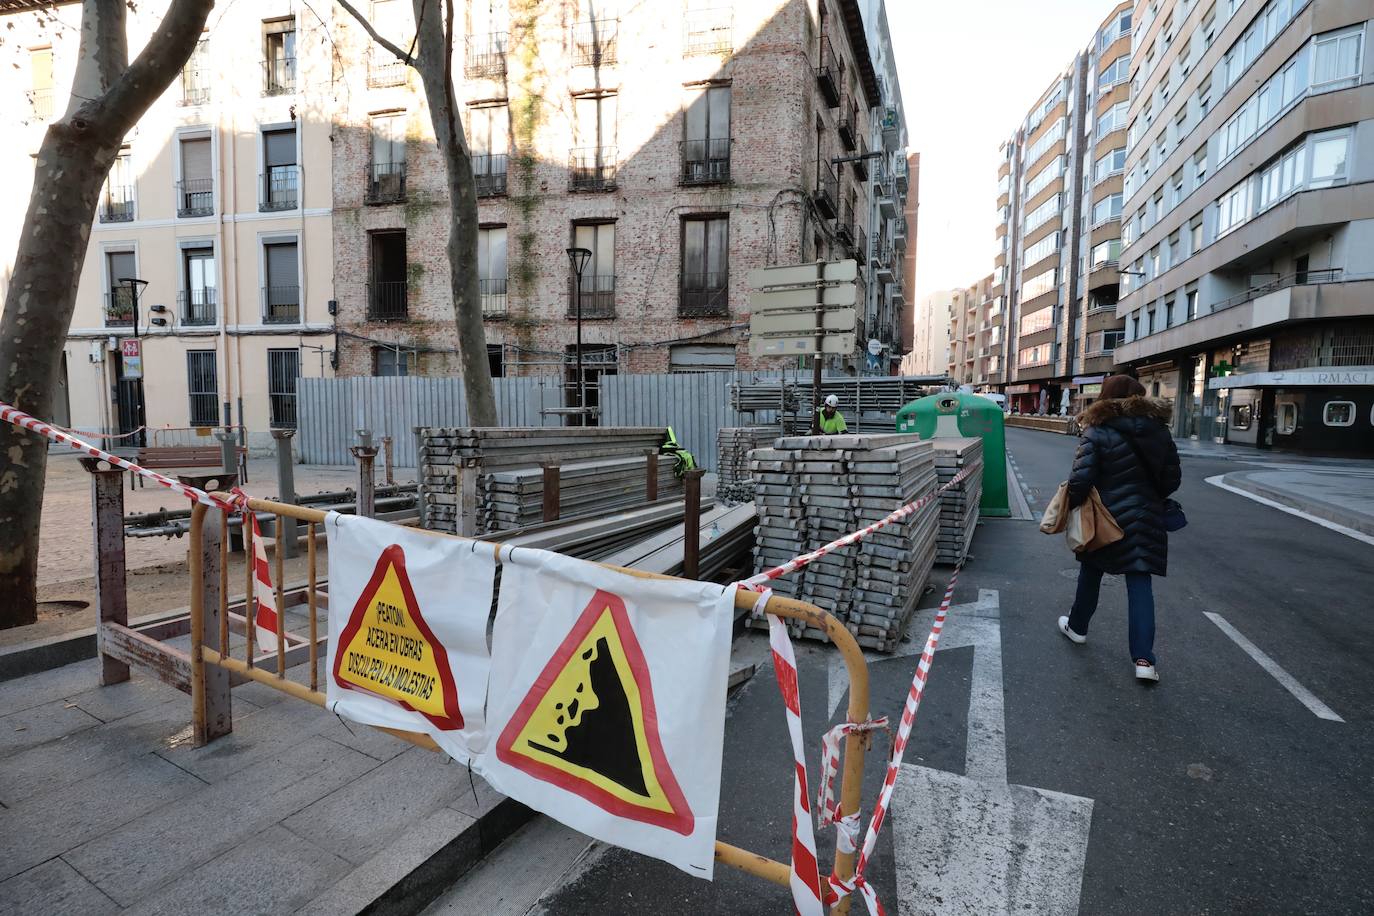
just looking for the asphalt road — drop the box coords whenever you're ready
[436,427,1373,915]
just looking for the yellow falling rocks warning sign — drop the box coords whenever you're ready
[332,545,463,730]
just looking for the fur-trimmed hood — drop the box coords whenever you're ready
[1077,395,1173,428]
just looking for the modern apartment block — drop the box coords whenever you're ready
[945,275,996,386]
[331,0,913,398]
[1116,0,1373,452]
[0,1,335,447]
[908,287,953,376]
[990,3,1134,414]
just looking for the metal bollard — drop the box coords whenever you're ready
[683,469,705,579]
[351,429,378,519]
[542,463,561,522]
[216,430,237,477]
[272,429,297,558]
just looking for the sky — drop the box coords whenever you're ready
[887,0,1122,306]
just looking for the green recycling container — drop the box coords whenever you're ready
[896,393,1009,517]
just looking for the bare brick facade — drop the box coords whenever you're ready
[331,0,900,384]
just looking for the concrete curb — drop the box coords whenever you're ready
[1221,472,1374,537]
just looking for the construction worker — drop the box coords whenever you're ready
[819,395,848,434]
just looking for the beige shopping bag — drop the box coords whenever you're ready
[1066,488,1125,553]
[1039,482,1071,534]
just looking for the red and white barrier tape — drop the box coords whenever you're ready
[768,612,826,916]
[816,717,889,853]
[240,490,281,651]
[739,466,972,590]
[0,402,239,513]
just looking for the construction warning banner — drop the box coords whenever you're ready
[479,546,734,879]
[324,513,497,765]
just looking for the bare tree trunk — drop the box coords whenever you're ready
[340,0,498,427]
[0,0,214,629]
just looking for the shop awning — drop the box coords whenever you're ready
[1209,367,1374,389]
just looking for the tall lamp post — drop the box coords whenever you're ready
[566,247,592,427]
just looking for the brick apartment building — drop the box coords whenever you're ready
[330,0,912,396]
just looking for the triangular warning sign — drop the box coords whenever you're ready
[495,589,693,835]
[332,545,464,730]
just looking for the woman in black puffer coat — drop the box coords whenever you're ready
[1057,375,1181,682]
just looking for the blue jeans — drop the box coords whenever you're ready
[1067,565,1156,665]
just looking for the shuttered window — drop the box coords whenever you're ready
[186,351,218,426]
[181,136,212,181]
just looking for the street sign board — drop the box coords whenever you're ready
[750,283,857,311]
[750,307,856,337]
[745,259,857,289]
[749,332,856,358]
[120,338,143,380]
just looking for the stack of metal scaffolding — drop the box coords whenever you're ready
[716,426,777,504]
[733,375,950,434]
[932,438,984,566]
[420,427,672,533]
[748,434,939,651]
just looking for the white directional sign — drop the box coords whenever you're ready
[747,260,859,358]
[746,259,857,288]
[751,307,856,336]
[750,283,858,311]
[749,332,856,357]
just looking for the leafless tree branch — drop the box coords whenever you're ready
[336,0,413,64]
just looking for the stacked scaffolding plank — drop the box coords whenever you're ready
[716,426,776,505]
[931,438,984,566]
[748,434,939,652]
[420,427,675,534]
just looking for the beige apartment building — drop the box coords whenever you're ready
[1116,0,1373,452]
[944,275,996,387]
[0,1,336,449]
[907,287,952,376]
[329,0,913,399]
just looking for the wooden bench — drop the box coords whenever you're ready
[131,446,246,487]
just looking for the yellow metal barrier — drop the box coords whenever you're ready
[188,497,872,912]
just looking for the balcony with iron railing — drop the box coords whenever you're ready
[179,70,210,106]
[100,187,135,223]
[679,272,728,317]
[837,92,857,151]
[260,166,300,212]
[176,179,214,218]
[835,198,855,248]
[813,158,838,218]
[367,281,408,321]
[679,138,731,186]
[105,289,135,328]
[1211,268,1345,314]
[480,278,508,317]
[367,52,407,88]
[26,88,53,122]
[815,35,841,107]
[365,161,406,204]
[854,225,867,267]
[466,33,508,78]
[179,288,217,326]
[568,275,616,319]
[474,154,508,196]
[569,147,616,191]
[262,286,300,324]
[572,19,618,66]
[852,137,870,180]
[684,9,732,55]
[262,57,296,96]
[893,155,909,192]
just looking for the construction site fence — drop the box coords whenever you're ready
[296,373,788,470]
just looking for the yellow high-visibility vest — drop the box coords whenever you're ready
[819,410,848,434]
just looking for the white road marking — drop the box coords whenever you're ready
[1205,475,1374,547]
[1203,612,1345,723]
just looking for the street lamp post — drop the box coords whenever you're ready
[566,247,592,427]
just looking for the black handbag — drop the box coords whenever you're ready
[1123,434,1188,532]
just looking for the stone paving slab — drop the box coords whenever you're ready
[0,856,119,916]
[0,697,103,756]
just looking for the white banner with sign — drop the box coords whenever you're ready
[478,546,733,879]
[324,513,496,765]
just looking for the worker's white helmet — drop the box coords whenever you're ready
[824,395,839,408]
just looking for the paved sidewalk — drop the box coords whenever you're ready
[0,618,523,915]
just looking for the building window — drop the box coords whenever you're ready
[1092,193,1122,226]
[1186,288,1199,321]
[181,246,217,326]
[1094,148,1125,183]
[680,215,728,317]
[1322,401,1355,427]
[1021,268,1057,301]
[1231,404,1253,430]
[570,222,615,319]
[1023,231,1058,268]
[1017,343,1052,368]
[261,127,299,211]
[367,111,407,203]
[681,85,731,185]
[1146,309,1156,335]
[180,38,211,105]
[262,239,300,323]
[263,17,296,95]
[570,93,617,191]
[1164,298,1175,328]
[100,148,135,223]
[104,250,136,327]
[368,230,407,321]
[267,350,299,429]
[1096,101,1128,139]
[1189,217,1203,255]
[1170,170,1184,208]
[1309,130,1349,188]
[572,15,618,66]
[478,226,507,316]
[669,343,736,372]
[1090,239,1120,268]
[1217,178,1251,236]
[1024,155,1063,199]
[469,104,509,196]
[177,134,214,217]
[1313,27,1363,91]
[487,344,505,378]
[26,46,53,121]
[1018,307,1054,336]
[373,347,413,376]
[186,351,218,426]
[1276,401,1298,435]
[1023,194,1061,233]
[684,3,732,55]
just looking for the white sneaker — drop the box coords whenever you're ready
[1057,616,1086,644]
[1134,660,1160,682]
